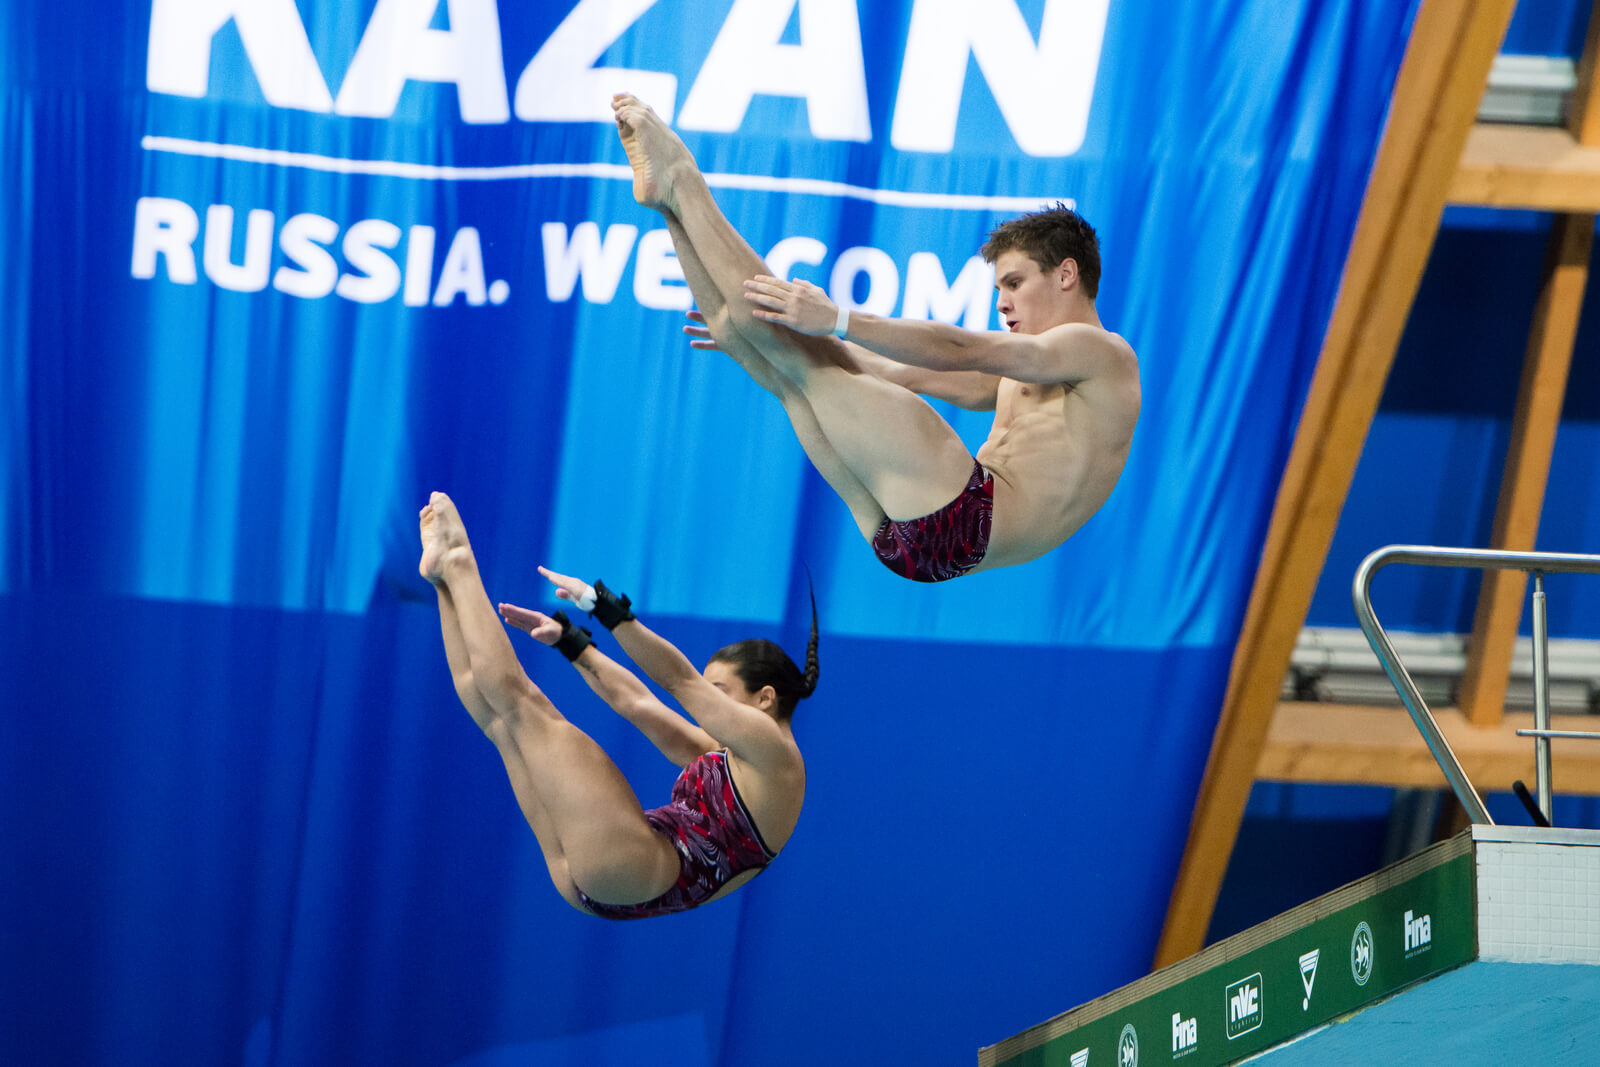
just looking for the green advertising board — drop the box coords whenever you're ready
[982,835,1478,1067]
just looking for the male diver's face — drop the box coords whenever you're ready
[993,249,1065,335]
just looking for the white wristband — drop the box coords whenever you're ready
[573,584,597,613]
[831,304,850,339]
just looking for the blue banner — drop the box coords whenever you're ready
[2,1,1421,1063]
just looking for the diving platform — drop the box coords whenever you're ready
[979,821,1600,1065]
[982,547,1600,1065]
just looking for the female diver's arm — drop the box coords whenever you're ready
[499,602,716,767]
[531,568,790,763]
[604,616,791,763]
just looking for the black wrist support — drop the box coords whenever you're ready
[550,610,593,662]
[589,579,635,631]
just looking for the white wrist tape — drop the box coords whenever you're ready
[573,584,597,613]
[831,304,850,339]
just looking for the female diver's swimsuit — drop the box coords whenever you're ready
[577,749,777,920]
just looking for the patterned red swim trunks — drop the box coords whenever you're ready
[577,749,776,920]
[871,458,994,582]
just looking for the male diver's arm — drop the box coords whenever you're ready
[743,275,1135,385]
[684,310,998,410]
[499,602,716,767]
[842,314,1133,387]
[840,342,1000,410]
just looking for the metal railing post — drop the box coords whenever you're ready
[1352,545,1600,827]
[1531,572,1552,822]
[1353,549,1493,825]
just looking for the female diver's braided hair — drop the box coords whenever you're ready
[708,582,819,721]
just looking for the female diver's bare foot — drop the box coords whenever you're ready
[612,93,694,214]
[418,491,470,583]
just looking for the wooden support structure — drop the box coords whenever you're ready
[1578,0,1600,141]
[1154,0,1550,969]
[1259,703,1600,793]
[1457,214,1593,725]
[1458,6,1600,727]
[1450,125,1600,210]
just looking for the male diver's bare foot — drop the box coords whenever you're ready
[612,93,694,214]
[418,491,470,582]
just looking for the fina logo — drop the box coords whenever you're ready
[1404,909,1433,958]
[1118,1022,1139,1067]
[1170,1011,1197,1057]
[1224,973,1263,1040]
[1070,1050,1089,1067]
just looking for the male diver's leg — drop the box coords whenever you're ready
[615,95,974,521]
[665,215,885,539]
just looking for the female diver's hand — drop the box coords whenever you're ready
[537,565,597,610]
[498,602,562,646]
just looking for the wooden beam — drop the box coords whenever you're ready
[1570,0,1600,146]
[1449,125,1600,210]
[1451,5,1600,207]
[1458,214,1594,725]
[1258,701,1600,795]
[1153,0,1520,970]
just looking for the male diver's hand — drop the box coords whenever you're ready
[537,565,597,610]
[683,309,723,351]
[498,602,562,646]
[743,275,839,336]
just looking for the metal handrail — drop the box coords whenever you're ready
[1353,545,1600,826]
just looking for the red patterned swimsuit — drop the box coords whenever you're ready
[578,749,777,920]
[871,458,995,582]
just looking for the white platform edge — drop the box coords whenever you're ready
[1473,825,1600,964]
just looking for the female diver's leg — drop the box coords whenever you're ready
[421,493,678,907]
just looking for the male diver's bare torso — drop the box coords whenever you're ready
[973,335,1140,571]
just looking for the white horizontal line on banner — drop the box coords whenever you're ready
[140,135,1064,213]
